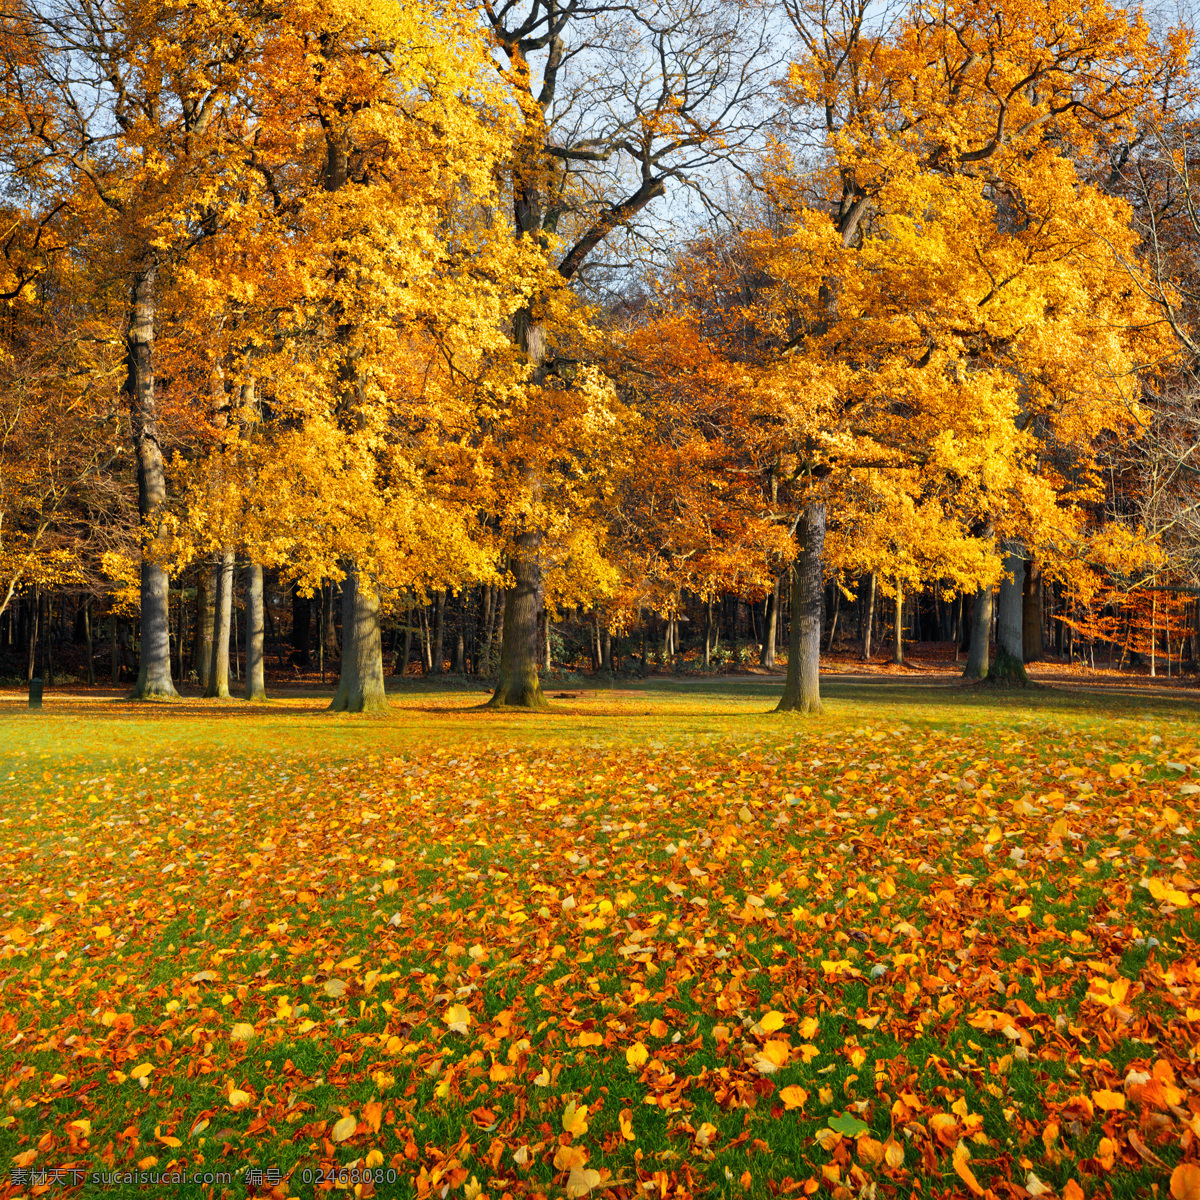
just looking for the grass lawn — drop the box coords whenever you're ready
[0,677,1198,1199]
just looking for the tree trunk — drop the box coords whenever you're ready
[400,602,413,678]
[776,502,825,714]
[128,265,177,699]
[431,590,445,675]
[110,614,120,685]
[1150,586,1157,678]
[862,573,876,660]
[193,563,215,688]
[1022,557,1043,662]
[26,588,38,683]
[479,586,497,676]
[489,531,548,708]
[893,582,903,665]
[205,549,234,699]
[963,585,993,680]
[990,546,1030,684]
[761,577,780,668]
[84,599,95,685]
[292,585,312,668]
[245,561,266,701]
[330,561,388,712]
[494,296,549,708]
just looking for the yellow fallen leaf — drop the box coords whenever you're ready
[626,1042,648,1068]
[444,1003,471,1034]
[619,1108,635,1141]
[563,1100,589,1137]
[227,1088,252,1109]
[553,1144,588,1170]
[1093,1089,1125,1112]
[779,1085,808,1110]
[758,1010,786,1033]
[230,1023,255,1042]
[330,1115,357,1143]
[129,1063,153,1080]
[884,1139,904,1169]
[92,925,112,939]
[566,1165,602,1196]
[753,1039,790,1073]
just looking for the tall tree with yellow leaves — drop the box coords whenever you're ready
[482,0,781,707]
[5,0,259,698]
[181,0,543,712]
[747,0,1185,708]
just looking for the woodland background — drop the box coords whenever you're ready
[2,0,1199,712]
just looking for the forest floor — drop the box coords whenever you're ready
[0,680,1197,1200]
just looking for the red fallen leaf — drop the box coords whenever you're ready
[469,1107,497,1129]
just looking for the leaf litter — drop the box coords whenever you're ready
[1,720,1199,1198]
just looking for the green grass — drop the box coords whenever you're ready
[0,676,1197,1199]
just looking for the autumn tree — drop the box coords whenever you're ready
[725,0,1187,709]
[4,0,262,698]
[480,0,781,707]
[169,0,546,712]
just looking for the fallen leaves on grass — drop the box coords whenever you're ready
[0,720,1198,1197]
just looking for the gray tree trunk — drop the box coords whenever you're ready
[761,576,780,668]
[330,562,387,712]
[205,549,234,698]
[862,573,876,660]
[193,564,215,688]
[489,530,548,708]
[893,582,903,665]
[997,546,1025,660]
[493,306,548,708]
[1022,557,1043,662]
[431,590,445,674]
[245,561,266,701]
[127,265,177,699]
[963,585,994,679]
[400,602,413,678]
[84,599,94,685]
[776,502,825,714]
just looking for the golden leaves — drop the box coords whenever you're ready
[4,713,1198,1200]
[330,1115,356,1143]
[626,1042,649,1068]
[562,1101,589,1138]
